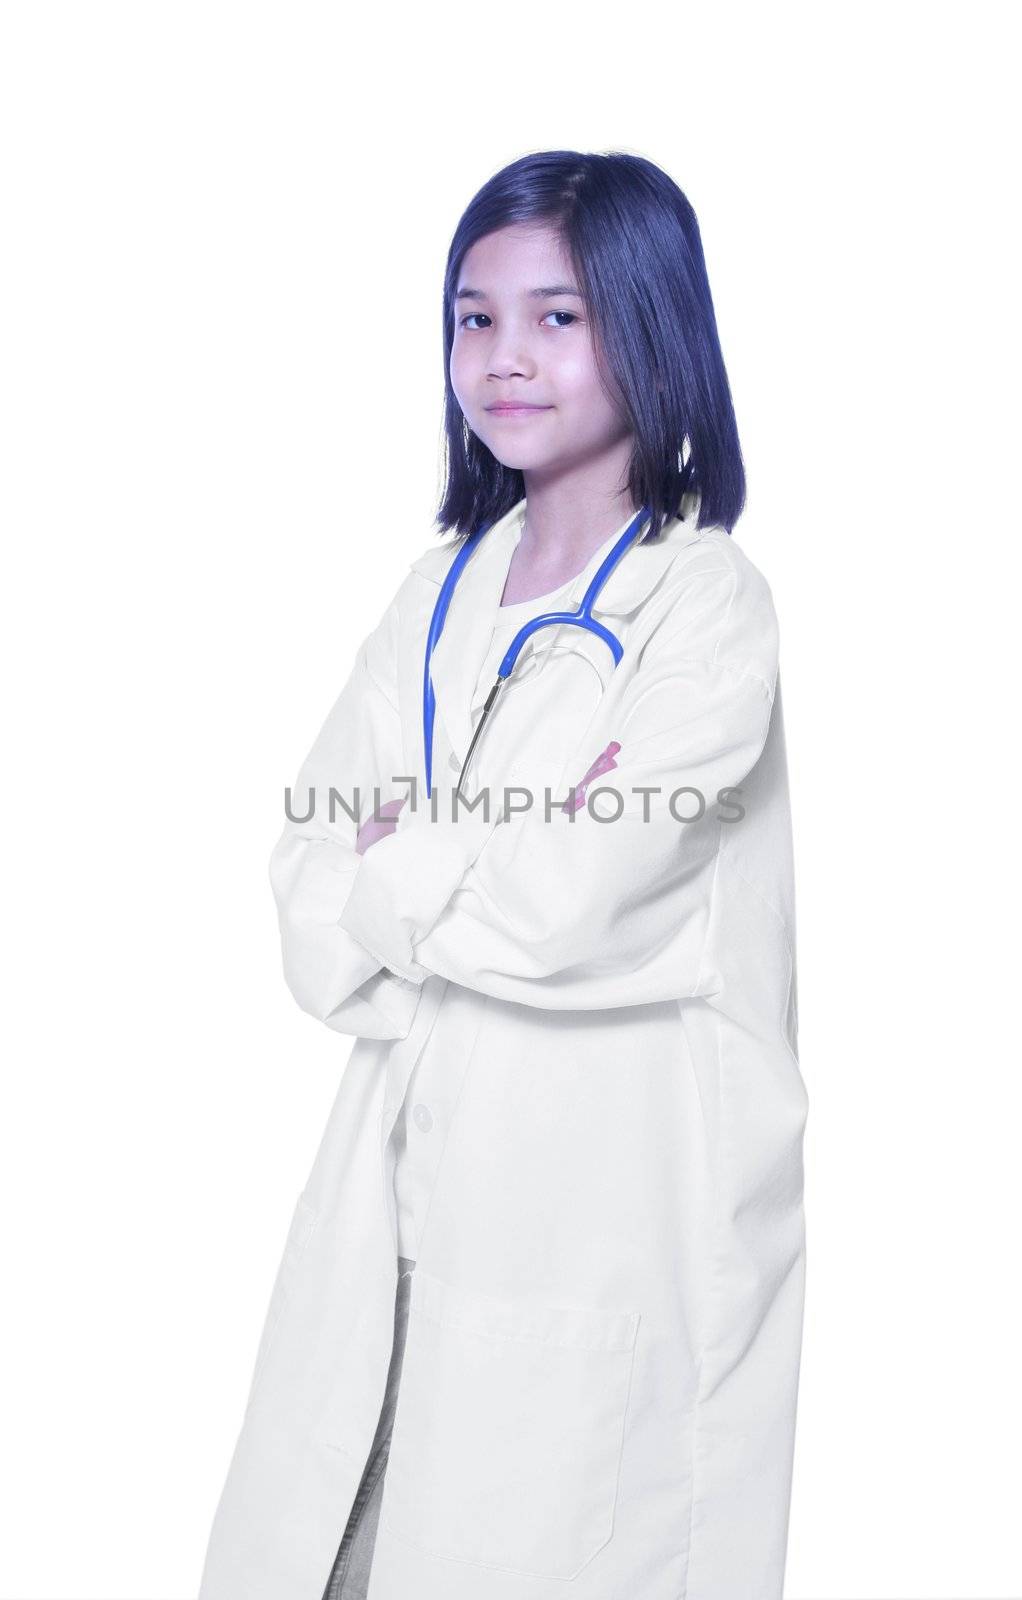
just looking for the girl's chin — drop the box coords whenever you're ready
[479,433,562,470]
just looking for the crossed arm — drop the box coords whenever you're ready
[268,557,780,1033]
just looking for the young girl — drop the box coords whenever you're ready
[199,149,808,1600]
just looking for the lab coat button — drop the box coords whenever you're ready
[449,753,460,772]
[412,1103,434,1133]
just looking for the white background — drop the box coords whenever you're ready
[1,3,1019,1597]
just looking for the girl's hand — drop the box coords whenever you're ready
[561,740,621,814]
[356,795,407,856]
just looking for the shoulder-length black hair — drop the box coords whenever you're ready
[436,149,746,543]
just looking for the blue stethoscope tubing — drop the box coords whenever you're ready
[423,503,652,799]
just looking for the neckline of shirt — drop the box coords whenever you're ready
[493,512,634,627]
[493,570,577,626]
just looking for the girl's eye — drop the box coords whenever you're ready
[458,310,578,330]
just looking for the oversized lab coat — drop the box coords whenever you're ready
[197,495,809,1600]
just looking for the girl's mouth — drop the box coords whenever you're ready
[486,405,553,418]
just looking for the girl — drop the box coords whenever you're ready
[199,149,808,1600]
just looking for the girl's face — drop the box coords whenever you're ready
[450,223,632,480]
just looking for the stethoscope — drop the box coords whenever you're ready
[423,503,652,800]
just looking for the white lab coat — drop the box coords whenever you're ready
[197,495,809,1600]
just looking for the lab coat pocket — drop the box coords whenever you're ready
[246,1190,319,1406]
[380,1269,641,1579]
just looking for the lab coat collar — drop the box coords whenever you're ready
[409,493,706,770]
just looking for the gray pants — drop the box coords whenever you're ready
[321,1257,416,1600]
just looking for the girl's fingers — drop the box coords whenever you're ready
[356,814,401,855]
[374,796,407,820]
[560,740,622,813]
[582,750,620,782]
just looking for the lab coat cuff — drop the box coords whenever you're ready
[349,967,424,1038]
[337,801,498,982]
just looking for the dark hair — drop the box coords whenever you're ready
[436,150,746,543]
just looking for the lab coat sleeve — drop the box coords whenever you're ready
[337,555,780,1010]
[268,595,422,1040]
